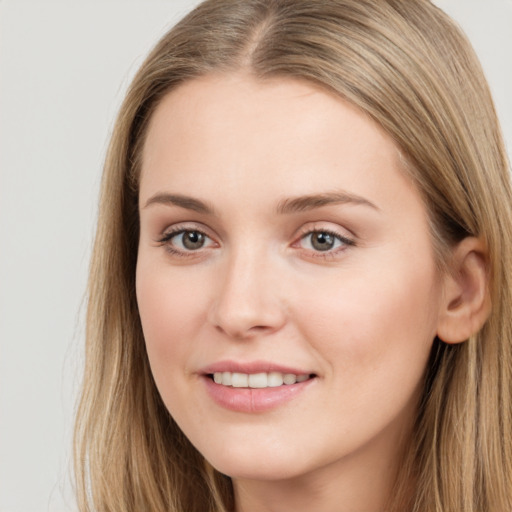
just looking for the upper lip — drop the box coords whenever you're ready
[199,360,315,376]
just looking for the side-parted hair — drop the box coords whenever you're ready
[74,1,512,510]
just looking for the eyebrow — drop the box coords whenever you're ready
[143,190,379,215]
[143,193,215,214]
[276,191,379,214]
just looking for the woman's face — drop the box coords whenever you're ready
[136,74,445,489]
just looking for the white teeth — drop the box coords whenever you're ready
[248,373,268,388]
[212,371,311,388]
[283,373,297,385]
[231,372,248,388]
[267,372,284,387]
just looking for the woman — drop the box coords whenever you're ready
[74,1,512,510]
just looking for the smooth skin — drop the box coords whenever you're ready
[136,73,489,512]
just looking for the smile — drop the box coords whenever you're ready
[211,371,311,388]
[202,365,317,412]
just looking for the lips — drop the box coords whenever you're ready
[199,361,317,413]
[200,360,315,376]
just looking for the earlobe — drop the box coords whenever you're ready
[436,237,491,344]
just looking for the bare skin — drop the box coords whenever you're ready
[136,73,487,511]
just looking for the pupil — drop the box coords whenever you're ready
[312,232,334,251]
[183,231,204,250]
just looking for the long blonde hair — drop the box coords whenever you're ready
[74,1,512,510]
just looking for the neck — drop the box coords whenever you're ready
[234,472,394,512]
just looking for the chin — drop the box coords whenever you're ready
[200,441,314,482]
[210,457,302,482]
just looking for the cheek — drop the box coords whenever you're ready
[289,267,439,452]
[294,260,440,379]
[136,263,207,374]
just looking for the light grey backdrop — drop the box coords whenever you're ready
[0,1,510,511]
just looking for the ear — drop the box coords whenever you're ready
[436,237,491,344]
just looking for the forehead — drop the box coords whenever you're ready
[143,73,396,159]
[139,72,419,217]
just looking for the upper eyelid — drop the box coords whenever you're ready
[298,227,352,239]
[158,231,216,251]
[156,227,217,256]
[294,222,356,242]
[155,222,356,247]
[295,231,355,250]
[158,230,207,244]
[158,222,214,240]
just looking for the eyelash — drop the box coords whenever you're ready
[157,226,214,258]
[156,226,355,259]
[296,228,355,259]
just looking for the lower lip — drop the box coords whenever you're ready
[202,376,316,413]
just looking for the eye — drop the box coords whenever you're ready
[159,228,216,252]
[298,230,354,252]
[174,230,207,250]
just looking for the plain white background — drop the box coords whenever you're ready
[0,1,510,511]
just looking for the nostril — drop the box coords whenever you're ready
[208,280,287,339]
[213,322,278,340]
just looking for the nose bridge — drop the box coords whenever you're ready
[209,241,285,338]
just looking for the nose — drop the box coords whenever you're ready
[208,247,287,340]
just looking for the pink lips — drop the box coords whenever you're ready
[199,360,316,413]
[200,360,312,375]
